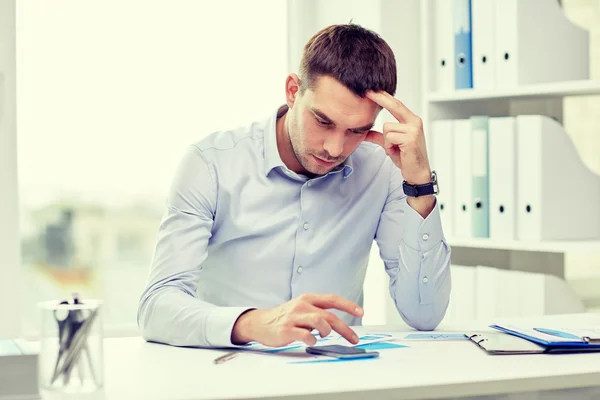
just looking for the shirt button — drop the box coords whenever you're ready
[297,266,303,274]
[303,223,309,230]
[422,233,429,241]
[422,277,429,284]
[307,181,313,187]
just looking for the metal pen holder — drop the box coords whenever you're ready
[38,295,104,398]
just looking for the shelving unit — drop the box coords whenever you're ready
[428,79,600,103]
[446,237,600,254]
[420,0,600,278]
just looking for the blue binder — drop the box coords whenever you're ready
[491,324,600,352]
[453,0,473,89]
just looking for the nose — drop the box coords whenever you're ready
[323,131,344,158]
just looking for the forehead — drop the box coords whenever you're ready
[305,75,379,125]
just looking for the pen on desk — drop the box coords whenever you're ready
[214,351,238,365]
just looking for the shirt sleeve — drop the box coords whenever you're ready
[374,164,451,331]
[137,145,253,348]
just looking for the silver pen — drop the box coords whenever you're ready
[213,351,239,365]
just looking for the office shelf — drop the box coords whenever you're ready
[427,79,600,103]
[446,237,600,254]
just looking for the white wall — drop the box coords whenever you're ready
[287,0,422,326]
[0,0,20,339]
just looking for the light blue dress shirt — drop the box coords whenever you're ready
[138,105,451,348]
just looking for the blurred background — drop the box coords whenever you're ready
[1,0,599,338]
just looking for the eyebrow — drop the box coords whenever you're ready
[310,107,374,132]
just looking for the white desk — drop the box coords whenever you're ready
[102,313,600,400]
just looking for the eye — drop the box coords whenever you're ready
[315,117,332,126]
[350,129,368,135]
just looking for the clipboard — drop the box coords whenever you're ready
[468,331,600,355]
[468,332,547,355]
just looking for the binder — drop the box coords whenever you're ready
[474,265,497,320]
[471,0,495,90]
[488,117,516,240]
[470,116,489,238]
[494,0,589,88]
[452,119,472,238]
[434,0,455,92]
[431,120,454,237]
[516,115,600,241]
[443,265,476,322]
[490,324,600,351]
[453,0,473,89]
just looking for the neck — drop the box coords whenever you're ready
[275,106,306,174]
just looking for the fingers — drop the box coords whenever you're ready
[290,327,318,346]
[323,311,359,345]
[365,123,417,150]
[384,132,405,149]
[299,293,363,318]
[294,307,359,345]
[364,130,385,147]
[294,313,333,339]
[365,90,419,124]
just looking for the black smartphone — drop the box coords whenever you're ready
[305,345,379,359]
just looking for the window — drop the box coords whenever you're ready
[560,0,600,313]
[17,0,288,335]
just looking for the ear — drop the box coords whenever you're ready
[285,73,301,109]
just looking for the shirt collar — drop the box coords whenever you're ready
[263,105,288,176]
[263,105,354,179]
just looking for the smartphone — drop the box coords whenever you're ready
[305,345,379,359]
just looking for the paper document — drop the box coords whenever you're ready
[245,333,393,353]
[403,333,467,341]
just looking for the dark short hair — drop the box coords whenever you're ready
[299,24,397,97]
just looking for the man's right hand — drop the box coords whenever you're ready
[231,293,364,347]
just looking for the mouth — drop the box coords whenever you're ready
[312,155,337,167]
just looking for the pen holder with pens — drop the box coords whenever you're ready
[38,295,104,398]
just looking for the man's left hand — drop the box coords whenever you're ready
[364,90,431,185]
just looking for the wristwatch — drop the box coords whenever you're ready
[402,171,439,197]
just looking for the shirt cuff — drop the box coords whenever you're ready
[402,198,445,252]
[205,307,255,348]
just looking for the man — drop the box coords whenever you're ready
[137,24,451,348]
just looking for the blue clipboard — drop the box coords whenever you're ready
[491,325,600,350]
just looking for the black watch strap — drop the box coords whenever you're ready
[402,171,438,197]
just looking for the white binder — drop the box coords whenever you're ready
[433,0,455,92]
[516,115,600,241]
[443,265,476,322]
[471,0,496,90]
[489,117,517,240]
[452,119,472,238]
[474,265,498,320]
[495,0,589,88]
[431,120,454,237]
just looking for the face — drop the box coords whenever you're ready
[284,75,380,176]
